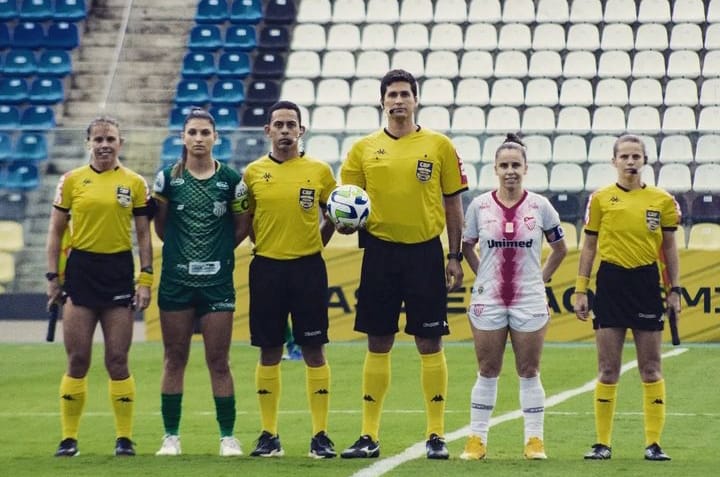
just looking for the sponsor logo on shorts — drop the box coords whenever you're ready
[638,312,659,319]
[112,294,132,301]
[646,210,660,231]
[304,330,322,337]
[299,188,315,210]
[422,320,442,328]
[416,160,433,182]
[116,186,131,207]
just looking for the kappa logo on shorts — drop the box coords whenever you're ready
[116,186,131,207]
[645,210,661,231]
[416,160,433,182]
[299,188,315,210]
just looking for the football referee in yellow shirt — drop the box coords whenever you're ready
[339,69,468,460]
[574,134,682,461]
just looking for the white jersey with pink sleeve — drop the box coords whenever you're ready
[463,190,564,307]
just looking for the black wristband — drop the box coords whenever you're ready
[45,272,59,281]
[446,252,463,262]
[140,266,153,274]
[669,286,682,295]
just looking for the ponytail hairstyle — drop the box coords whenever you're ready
[495,132,527,163]
[172,106,217,179]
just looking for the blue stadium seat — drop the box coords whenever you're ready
[0,105,20,130]
[235,134,267,162]
[19,105,55,130]
[258,25,289,50]
[19,0,53,21]
[168,105,193,130]
[224,25,257,51]
[217,52,251,78]
[0,192,27,220]
[264,0,297,24]
[54,0,88,21]
[209,106,240,131]
[245,80,279,105]
[241,105,268,127]
[37,49,72,76]
[0,132,12,162]
[3,49,38,76]
[187,25,223,51]
[252,52,284,78]
[12,22,46,49]
[212,136,232,162]
[46,22,79,49]
[14,132,47,161]
[181,52,216,78]
[691,194,720,224]
[0,23,10,49]
[28,78,64,104]
[196,0,228,23]
[0,0,19,20]
[3,160,39,189]
[174,79,210,106]
[160,135,183,161]
[230,0,263,24]
[0,78,29,104]
[211,79,245,106]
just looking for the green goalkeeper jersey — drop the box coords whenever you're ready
[153,162,244,287]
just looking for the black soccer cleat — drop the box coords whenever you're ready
[309,431,337,459]
[250,431,284,457]
[55,438,79,457]
[644,443,671,461]
[115,437,136,456]
[426,433,449,460]
[340,434,380,458]
[584,443,612,460]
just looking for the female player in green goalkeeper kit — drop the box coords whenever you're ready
[152,107,246,457]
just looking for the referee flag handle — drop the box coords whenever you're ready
[46,303,59,342]
[668,307,681,346]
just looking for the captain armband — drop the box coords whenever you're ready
[575,275,590,294]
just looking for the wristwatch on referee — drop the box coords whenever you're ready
[447,252,463,262]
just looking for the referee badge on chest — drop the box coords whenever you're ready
[416,160,433,182]
[116,186,131,207]
[645,210,660,231]
[299,188,315,210]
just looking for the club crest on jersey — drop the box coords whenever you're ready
[213,201,227,217]
[116,186,131,207]
[646,210,660,231]
[524,216,536,230]
[416,160,433,182]
[299,188,315,210]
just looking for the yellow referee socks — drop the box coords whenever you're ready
[643,379,666,446]
[109,375,136,439]
[59,374,87,440]
[306,363,331,436]
[594,381,617,446]
[421,350,448,438]
[361,351,391,441]
[256,363,281,435]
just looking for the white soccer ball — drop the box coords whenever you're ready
[326,184,371,230]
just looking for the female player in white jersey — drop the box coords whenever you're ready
[459,133,567,461]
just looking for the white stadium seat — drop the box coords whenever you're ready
[417,106,450,131]
[525,78,559,106]
[321,51,355,78]
[597,51,631,78]
[366,0,399,23]
[361,24,395,50]
[455,79,489,106]
[592,106,626,133]
[460,51,494,78]
[570,0,603,23]
[285,51,320,78]
[638,0,671,23]
[425,50,459,78]
[659,135,694,164]
[420,78,454,106]
[502,0,535,23]
[556,107,591,133]
[395,23,429,50]
[670,23,703,50]
[604,0,637,22]
[695,135,720,163]
[635,23,668,50]
[553,135,587,163]
[306,135,339,163]
[356,51,390,79]
[632,50,666,78]
[350,78,380,106]
[332,0,365,22]
[521,106,556,133]
[566,23,600,50]
[587,135,616,163]
[464,23,497,50]
[529,50,563,78]
[482,135,506,163]
[291,24,326,51]
[494,51,528,78]
[346,106,380,132]
[595,78,629,106]
[698,106,720,132]
[468,0,502,22]
[326,24,360,50]
[549,163,585,192]
[430,23,464,50]
[629,78,663,106]
[315,79,350,106]
[672,0,705,22]
[311,106,345,132]
[601,23,635,50]
[485,106,520,133]
[451,106,486,132]
[297,0,332,23]
[498,23,532,50]
[702,51,720,77]
[452,135,481,163]
[281,78,315,106]
[664,78,698,106]
[700,78,720,106]
[490,78,524,106]
[391,51,425,78]
[585,163,617,192]
[657,163,692,193]
[627,106,661,133]
[523,135,552,164]
[524,163,549,192]
[667,50,700,78]
[662,106,696,133]
[536,0,569,23]
[693,164,720,193]
[563,51,597,78]
[401,0,433,23]
[434,0,468,23]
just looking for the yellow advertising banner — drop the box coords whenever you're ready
[144,235,720,343]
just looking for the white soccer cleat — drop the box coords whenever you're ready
[156,434,181,456]
[220,436,243,457]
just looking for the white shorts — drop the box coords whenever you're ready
[467,302,550,332]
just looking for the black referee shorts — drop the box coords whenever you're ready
[355,233,450,338]
[592,261,665,331]
[64,249,134,309]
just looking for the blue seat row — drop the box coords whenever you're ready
[0,77,64,104]
[181,51,284,79]
[0,21,79,49]
[188,24,289,52]
[0,104,55,130]
[0,48,71,77]
[0,160,39,190]
[195,0,294,25]
[0,0,87,21]
[0,131,48,162]
[159,133,268,167]
[172,79,280,115]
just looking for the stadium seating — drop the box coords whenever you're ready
[3,49,38,76]
[0,105,20,130]
[19,105,55,130]
[3,160,39,189]
[691,194,720,223]
[46,22,79,49]
[181,52,216,78]
[211,79,245,106]
[0,78,28,104]
[0,220,24,253]
[175,79,211,106]
[195,0,229,23]
[217,52,251,78]
[0,132,11,162]
[54,0,88,21]
[12,22,46,49]
[212,136,232,162]
[253,52,284,78]
[0,251,15,284]
[230,0,263,24]
[14,132,48,161]
[28,78,64,104]
[19,0,53,21]
[687,223,720,249]
[451,106,485,133]
[37,49,72,77]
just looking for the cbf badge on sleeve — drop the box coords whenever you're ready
[116,186,131,207]
[646,210,660,231]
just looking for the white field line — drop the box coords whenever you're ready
[351,347,689,477]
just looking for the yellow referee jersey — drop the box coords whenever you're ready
[341,127,468,244]
[53,164,150,254]
[244,154,337,260]
[583,183,680,269]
